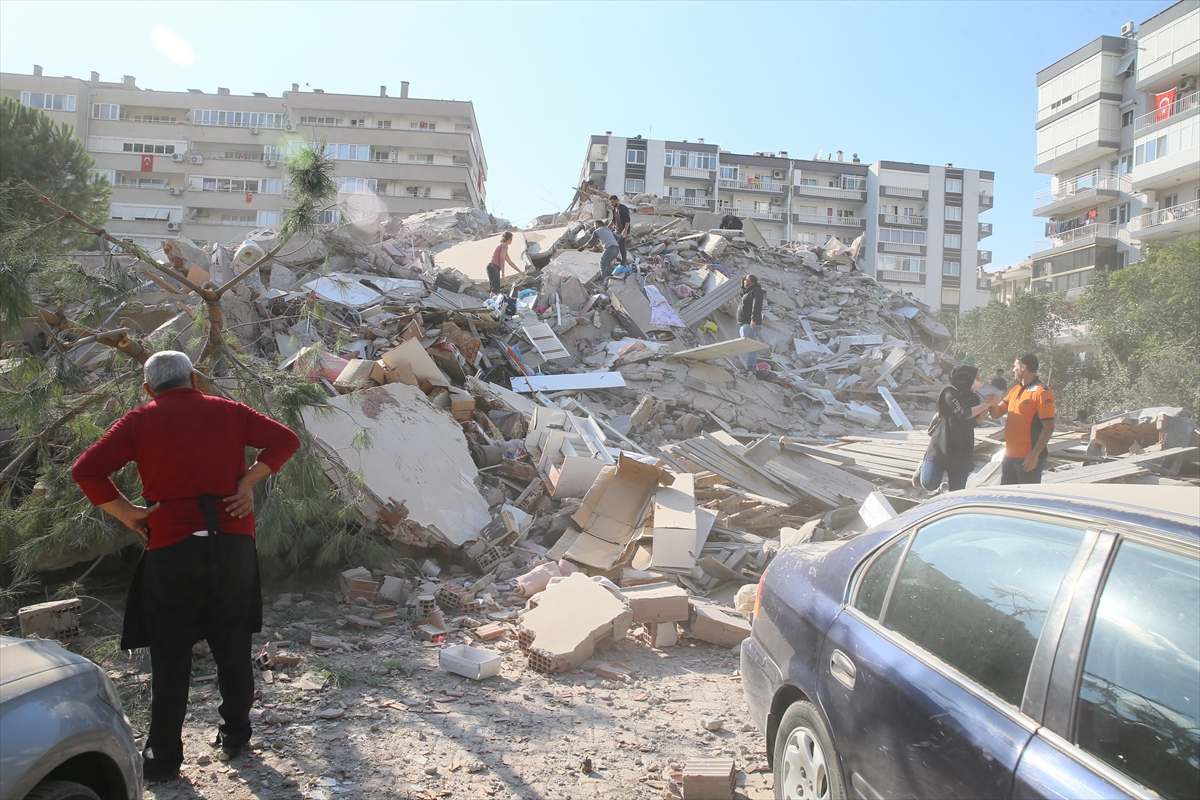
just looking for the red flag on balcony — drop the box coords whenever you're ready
[245,191,253,203]
[1156,89,1176,122]
[140,154,153,172]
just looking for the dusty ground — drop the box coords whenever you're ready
[78,586,776,800]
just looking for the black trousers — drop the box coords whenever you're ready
[140,534,258,765]
[486,262,501,294]
[617,235,628,264]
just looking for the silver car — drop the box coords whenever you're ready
[0,635,141,800]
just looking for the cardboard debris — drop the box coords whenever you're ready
[566,454,674,570]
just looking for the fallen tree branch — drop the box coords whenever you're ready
[0,392,106,486]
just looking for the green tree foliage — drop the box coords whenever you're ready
[0,96,111,251]
[948,291,1069,380]
[280,139,339,241]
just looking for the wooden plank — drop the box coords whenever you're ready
[522,323,571,360]
[672,337,770,362]
[675,439,795,505]
[511,372,626,393]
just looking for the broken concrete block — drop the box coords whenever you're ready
[682,757,736,800]
[518,573,632,673]
[701,234,727,259]
[18,599,82,640]
[622,582,690,623]
[339,567,373,594]
[687,599,751,647]
[333,359,385,393]
[649,621,679,648]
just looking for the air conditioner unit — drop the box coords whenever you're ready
[264,159,277,168]
[599,145,608,159]
[770,197,783,206]
[249,127,260,135]
[1182,76,1197,91]
[168,187,182,196]
[189,155,203,165]
[1121,21,1135,36]
[773,170,785,181]
[166,221,181,231]
[284,122,296,132]
[171,152,185,163]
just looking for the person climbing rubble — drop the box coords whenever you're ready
[736,274,765,371]
[578,219,621,279]
[608,194,632,265]
[486,230,521,294]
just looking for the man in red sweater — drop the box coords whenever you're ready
[73,350,299,783]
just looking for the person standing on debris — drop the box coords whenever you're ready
[991,367,1008,393]
[737,274,765,371]
[609,195,632,265]
[578,220,622,279]
[71,351,300,783]
[487,231,520,295]
[990,352,1056,484]
[916,364,997,492]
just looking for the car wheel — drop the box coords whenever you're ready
[772,701,845,800]
[22,780,102,800]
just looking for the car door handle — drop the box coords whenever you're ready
[830,649,856,690]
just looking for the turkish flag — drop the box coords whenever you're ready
[1156,89,1176,122]
[245,191,254,203]
[140,154,154,172]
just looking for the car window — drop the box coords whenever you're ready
[1074,540,1200,799]
[853,533,910,620]
[880,514,1085,706]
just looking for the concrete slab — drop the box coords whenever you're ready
[524,226,569,260]
[518,573,632,673]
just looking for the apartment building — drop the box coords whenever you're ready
[581,135,995,313]
[1030,0,1198,299]
[0,67,488,249]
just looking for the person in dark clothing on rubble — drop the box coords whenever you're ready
[915,363,997,492]
[609,195,631,265]
[737,274,765,371]
[991,367,1008,393]
[72,350,300,783]
[578,220,621,279]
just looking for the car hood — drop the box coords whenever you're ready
[0,636,92,689]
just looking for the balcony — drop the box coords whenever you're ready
[1136,22,1200,91]
[589,160,607,173]
[670,167,714,180]
[1131,122,1200,193]
[880,242,925,255]
[979,192,994,209]
[727,208,786,222]
[667,196,715,210]
[1134,91,1199,133]
[978,222,993,239]
[876,269,925,284]
[879,213,926,227]
[1128,199,1200,242]
[880,185,928,200]
[794,183,867,201]
[1032,222,1119,254]
[1032,170,1128,218]
[1035,123,1121,174]
[1035,77,1124,124]
[194,150,283,165]
[719,178,789,194]
[978,250,992,265]
[793,213,865,228]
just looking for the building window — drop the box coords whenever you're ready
[1162,193,1179,209]
[944,233,962,248]
[110,203,177,221]
[300,116,340,126]
[879,228,926,244]
[1107,203,1131,224]
[408,153,434,164]
[626,149,646,164]
[21,92,75,111]
[1117,250,1128,269]
[409,121,436,131]
[941,288,961,306]
[336,177,378,195]
[945,178,963,193]
[263,145,284,161]
[690,152,717,170]
[257,211,281,227]
[1121,109,1134,127]
[943,261,961,276]
[876,255,926,272]
[324,143,370,161]
[348,118,366,127]
[121,141,177,155]
[720,166,738,180]
[625,178,645,193]
[944,206,963,221]
[405,186,432,197]
[131,114,176,123]
[375,119,392,129]
[195,110,284,128]
[92,103,121,120]
[665,149,687,167]
[1135,134,1170,165]
[220,213,254,225]
[90,169,117,186]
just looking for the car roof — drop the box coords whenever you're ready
[932,485,1199,540]
[0,636,91,689]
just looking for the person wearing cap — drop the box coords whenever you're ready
[72,351,300,782]
[916,364,997,492]
[991,352,1056,484]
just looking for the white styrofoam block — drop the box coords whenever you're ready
[439,644,502,680]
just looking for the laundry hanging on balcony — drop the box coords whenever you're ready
[1045,208,1098,236]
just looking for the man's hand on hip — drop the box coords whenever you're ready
[224,479,255,518]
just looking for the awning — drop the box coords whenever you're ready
[1117,49,1137,77]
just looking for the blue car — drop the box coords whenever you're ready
[741,485,1200,800]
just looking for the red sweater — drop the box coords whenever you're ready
[72,388,300,549]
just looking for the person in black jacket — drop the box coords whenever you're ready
[609,195,631,265]
[916,364,997,492]
[990,368,1008,393]
[737,274,765,370]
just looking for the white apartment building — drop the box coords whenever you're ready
[581,135,995,313]
[0,68,488,249]
[1031,0,1199,299]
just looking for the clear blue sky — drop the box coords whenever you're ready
[0,0,1171,270]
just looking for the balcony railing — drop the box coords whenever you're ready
[880,242,925,254]
[1033,169,1129,203]
[880,185,926,199]
[978,250,992,265]
[744,208,786,221]
[1128,199,1200,232]
[1035,78,1124,123]
[979,222,993,238]
[882,214,926,227]
[877,269,925,283]
[1134,90,1199,132]
[794,184,865,200]
[670,166,714,179]
[589,161,607,173]
[196,150,282,163]
[793,213,864,227]
[719,178,789,193]
[667,196,715,209]
[979,192,994,208]
[1033,222,1119,252]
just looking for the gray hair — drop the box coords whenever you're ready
[144,350,194,392]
